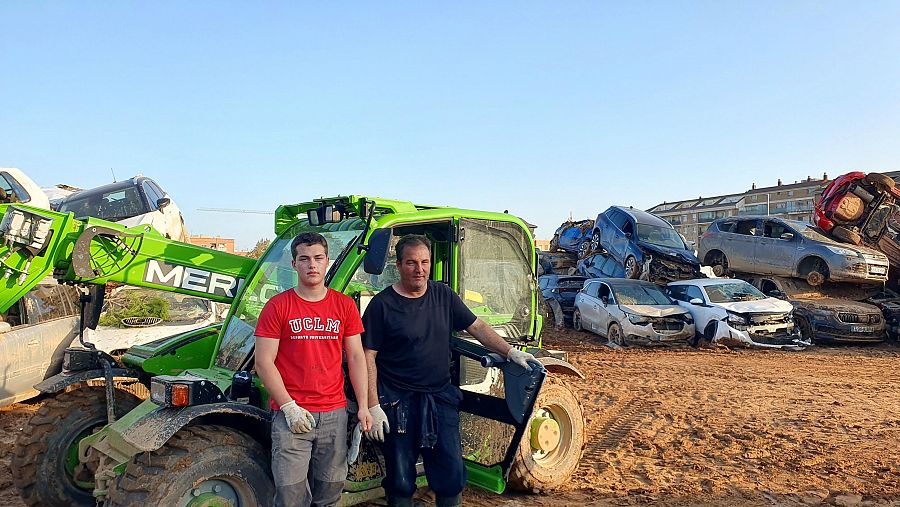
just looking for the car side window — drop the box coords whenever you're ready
[686,285,705,302]
[0,172,31,203]
[598,284,613,303]
[585,282,600,298]
[142,181,162,210]
[763,221,789,239]
[735,220,758,236]
[759,279,778,296]
[718,221,736,233]
[608,210,628,231]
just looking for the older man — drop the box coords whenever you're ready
[361,234,535,507]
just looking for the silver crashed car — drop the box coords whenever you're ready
[573,278,695,346]
[699,216,889,286]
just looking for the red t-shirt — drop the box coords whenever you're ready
[255,288,364,412]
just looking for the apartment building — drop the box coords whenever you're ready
[648,172,900,246]
[188,235,236,254]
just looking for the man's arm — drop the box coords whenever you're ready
[466,318,513,356]
[254,336,292,407]
[344,334,372,431]
[364,348,379,407]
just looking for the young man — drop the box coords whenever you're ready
[256,232,373,507]
[361,234,536,507]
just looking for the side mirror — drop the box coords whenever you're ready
[156,197,171,210]
[306,204,341,226]
[363,229,392,275]
[780,232,794,240]
[624,232,632,238]
[689,298,704,305]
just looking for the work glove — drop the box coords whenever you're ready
[507,348,537,372]
[364,404,390,442]
[347,422,363,464]
[281,400,317,434]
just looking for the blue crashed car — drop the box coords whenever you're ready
[550,219,594,257]
[588,206,701,284]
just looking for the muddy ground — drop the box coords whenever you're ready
[2,328,900,506]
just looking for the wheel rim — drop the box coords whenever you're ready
[625,258,636,277]
[579,241,589,257]
[65,426,98,490]
[610,325,622,344]
[178,478,253,507]
[590,233,600,251]
[573,311,581,331]
[529,405,574,466]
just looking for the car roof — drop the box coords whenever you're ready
[668,278,751,287]
[60,176,152,202]
[587,277,660,288]
[610,206,670,227]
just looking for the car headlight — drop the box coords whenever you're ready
[825,245,860,257]
[726,311,748,325]
[627,313,651,325]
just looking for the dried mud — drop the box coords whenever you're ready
[3,329,900,506]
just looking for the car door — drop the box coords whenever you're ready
[755,220,797,275]
[728,219,762,272]
[0,283,80,407]
[595,282,614,335]
[578,281,600,331]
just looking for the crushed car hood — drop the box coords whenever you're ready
[637,241,700,266]
[619,304,690,318]
[792,297,880,313]
[716,298,793,314]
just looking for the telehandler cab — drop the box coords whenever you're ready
[3,196,585,506]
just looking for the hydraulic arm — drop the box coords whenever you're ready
[0,204,257,312]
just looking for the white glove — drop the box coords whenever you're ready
[364,404,390,442]
[347,422,363,464]
[281,400,317,434]
[507,348,536,371]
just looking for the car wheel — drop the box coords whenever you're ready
[796,316,815,343]
[578,240,590,258]
[624,256,641,279]
[572,309,583,332]
[802,259,829,286]
[608,322,626,346]
[865,172,896,193]
[589,230,601,252]
[832,226,862,245]
[549,235,559,252]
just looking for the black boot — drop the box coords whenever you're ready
[386,495,415,507]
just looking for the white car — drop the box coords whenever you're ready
[667,278,810,350]
[574,278,695,346]
[57,175,188,240]
[0,167,51,209]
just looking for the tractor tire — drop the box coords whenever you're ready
[865,172,896,193]
[107,424,274,507]
[508,379,585,493]
[12,386,142,507]
[832,226,862,245]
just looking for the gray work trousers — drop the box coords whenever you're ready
[271,407,348,507]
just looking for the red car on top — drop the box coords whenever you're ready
[815,171,900,275]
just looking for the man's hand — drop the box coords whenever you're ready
[357,407,373,432]
[281,400,317,434]
[365,404,390,442]
[507,348,537,371]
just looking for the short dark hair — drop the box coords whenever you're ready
[395,234,431,262]
[291,232,328,259]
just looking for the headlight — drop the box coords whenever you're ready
[627,313,651,325]
[726,311,748,325]
[825,245,860,257]
[150,375,225,407]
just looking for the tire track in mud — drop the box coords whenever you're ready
[583,395,658,473]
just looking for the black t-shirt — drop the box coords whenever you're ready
[362,281,478,393]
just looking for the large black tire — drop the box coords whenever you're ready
[832,225,862,245]
[796,316,815,343]
[12,386,142,507]
[508,379,585,492]
[608,322,626,347]
[107,424,274,506]
[572,309,584,332]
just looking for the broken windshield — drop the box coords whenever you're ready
[613,283,673,305]
[636,224,686,249]
[704,282,767,303]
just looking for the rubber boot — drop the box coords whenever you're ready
[436,494,462,507]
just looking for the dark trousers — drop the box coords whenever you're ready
[381,389,467,500]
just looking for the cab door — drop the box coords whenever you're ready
[453,217,547,488]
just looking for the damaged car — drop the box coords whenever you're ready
[747,276,885,344]
[574,278,695,346]
[867,287,900,342]
[550,219,594,257]
[589,206,701,283]
[668,278,809,350]
[539,274,587,328]
[699,216,889,286]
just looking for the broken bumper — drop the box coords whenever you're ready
[643,255,700,284]
[829,254,889,283]
[712,320,810,350]
[621,318,696,343]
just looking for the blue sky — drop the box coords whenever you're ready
[3,2,900,249]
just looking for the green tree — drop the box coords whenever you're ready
[248,238,271,259]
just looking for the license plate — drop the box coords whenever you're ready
[851,325,874,333]
[870,266,887,275]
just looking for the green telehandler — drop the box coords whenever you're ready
[3,196,585,506]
